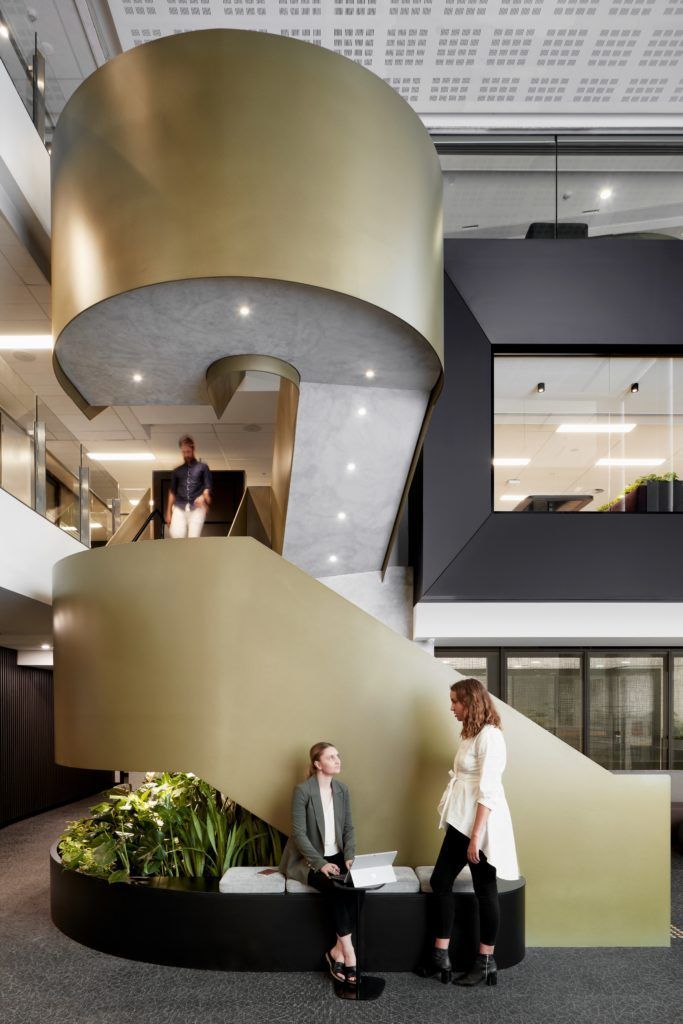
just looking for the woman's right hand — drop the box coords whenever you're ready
[320,863,340,878]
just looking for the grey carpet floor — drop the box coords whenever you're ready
[1,796,681,1024]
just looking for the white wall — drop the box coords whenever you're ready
[0,488,85,605]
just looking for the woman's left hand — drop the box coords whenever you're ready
[345,859,354,870]
[467,835,481,864]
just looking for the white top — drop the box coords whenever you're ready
[437,724,519,880]
[322,788,339,856]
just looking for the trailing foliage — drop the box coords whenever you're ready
[58,772,283,884]
[595,472,679,512]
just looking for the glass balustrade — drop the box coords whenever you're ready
[0,400,119,548]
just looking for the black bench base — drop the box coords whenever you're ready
[50,847,525,972]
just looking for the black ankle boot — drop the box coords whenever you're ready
[453,953,497,987]
[414,947,452,984]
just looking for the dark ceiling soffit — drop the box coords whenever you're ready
[443,240,683,351]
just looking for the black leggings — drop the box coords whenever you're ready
[430,825,500,947]
[307,853,355,938]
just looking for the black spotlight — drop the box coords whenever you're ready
[630,382,639,394]
[536,382,546,394]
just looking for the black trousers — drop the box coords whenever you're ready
[307,853,355,938]
[430,825,500,947]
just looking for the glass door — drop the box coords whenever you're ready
[505,653,582,751]
[588,654,665,769]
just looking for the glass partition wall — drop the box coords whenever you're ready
[437,647,679,770]
[440,135,683,241]
[494,355,683,512]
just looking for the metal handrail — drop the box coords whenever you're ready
[132,507,166,543]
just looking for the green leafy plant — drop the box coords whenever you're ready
[595,472,679,512]
[58,772,283,884]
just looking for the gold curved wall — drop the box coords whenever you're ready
[51,29,443,361]
[53,538,669,946]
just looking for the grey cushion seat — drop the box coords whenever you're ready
[219,866,286,893]
[416,864,474,893]
[286,866,419,894]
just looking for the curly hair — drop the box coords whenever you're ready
[451,678,501,738]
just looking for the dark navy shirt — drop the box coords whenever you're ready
[171,459,212,510]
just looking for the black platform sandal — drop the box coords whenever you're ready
[325,950,346,983]
[414,947,452,984]
[344,964,358,987]
[453,953,497,987]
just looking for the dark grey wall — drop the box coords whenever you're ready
[445,239,683,351]
[0,646,113,828]
[415,240,683,603]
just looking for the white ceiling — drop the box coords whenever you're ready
[2,0,683,129]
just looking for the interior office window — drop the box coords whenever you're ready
[506,654,582,750]
[588,655,664,770]
[493,355,683,513]
[435,651,500,695]
[673,656,683,770]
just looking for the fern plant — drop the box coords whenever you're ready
[58,772,283,884]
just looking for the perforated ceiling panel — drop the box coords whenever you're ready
[106,0,683,118]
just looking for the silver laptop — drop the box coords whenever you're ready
[348,851,397,888]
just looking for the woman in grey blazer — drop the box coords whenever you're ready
[279,741,357,985]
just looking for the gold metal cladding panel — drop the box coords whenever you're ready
[51,29,443,361]
[53,538,669,946]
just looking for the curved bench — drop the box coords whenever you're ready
[50,846,525,972]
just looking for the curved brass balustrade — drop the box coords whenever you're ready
[53,538,669,947]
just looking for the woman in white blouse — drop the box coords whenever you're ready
[417,678,519,988]
[279,742,357,986]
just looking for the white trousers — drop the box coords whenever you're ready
[169,505,206,539]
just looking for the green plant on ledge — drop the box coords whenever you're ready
[595,472,679,512]
[58,772,283,884]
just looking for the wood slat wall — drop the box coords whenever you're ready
[0,646,113,828]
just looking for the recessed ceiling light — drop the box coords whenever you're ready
[60,525,78,532]
[500,494,528,502]
[41,644,51,650]
[556,424,636,434]
[328,554,338,563]
[346,462,356,472]
[129,499,140,507]
[596,458,665,467]
[536,382,545,394]
[91,523,103,530]
[506,478,521,485]
[599,188,613,200]
[0,24,9,40]
[87,452,155,462]
[238,305,251,317]
[132,373,143,383]
[357,407,367,417]
[364,369,375,379]
[0,334,52,350]
[493,458,530,467]
[630,382,639,394]
[337,511,347,520]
